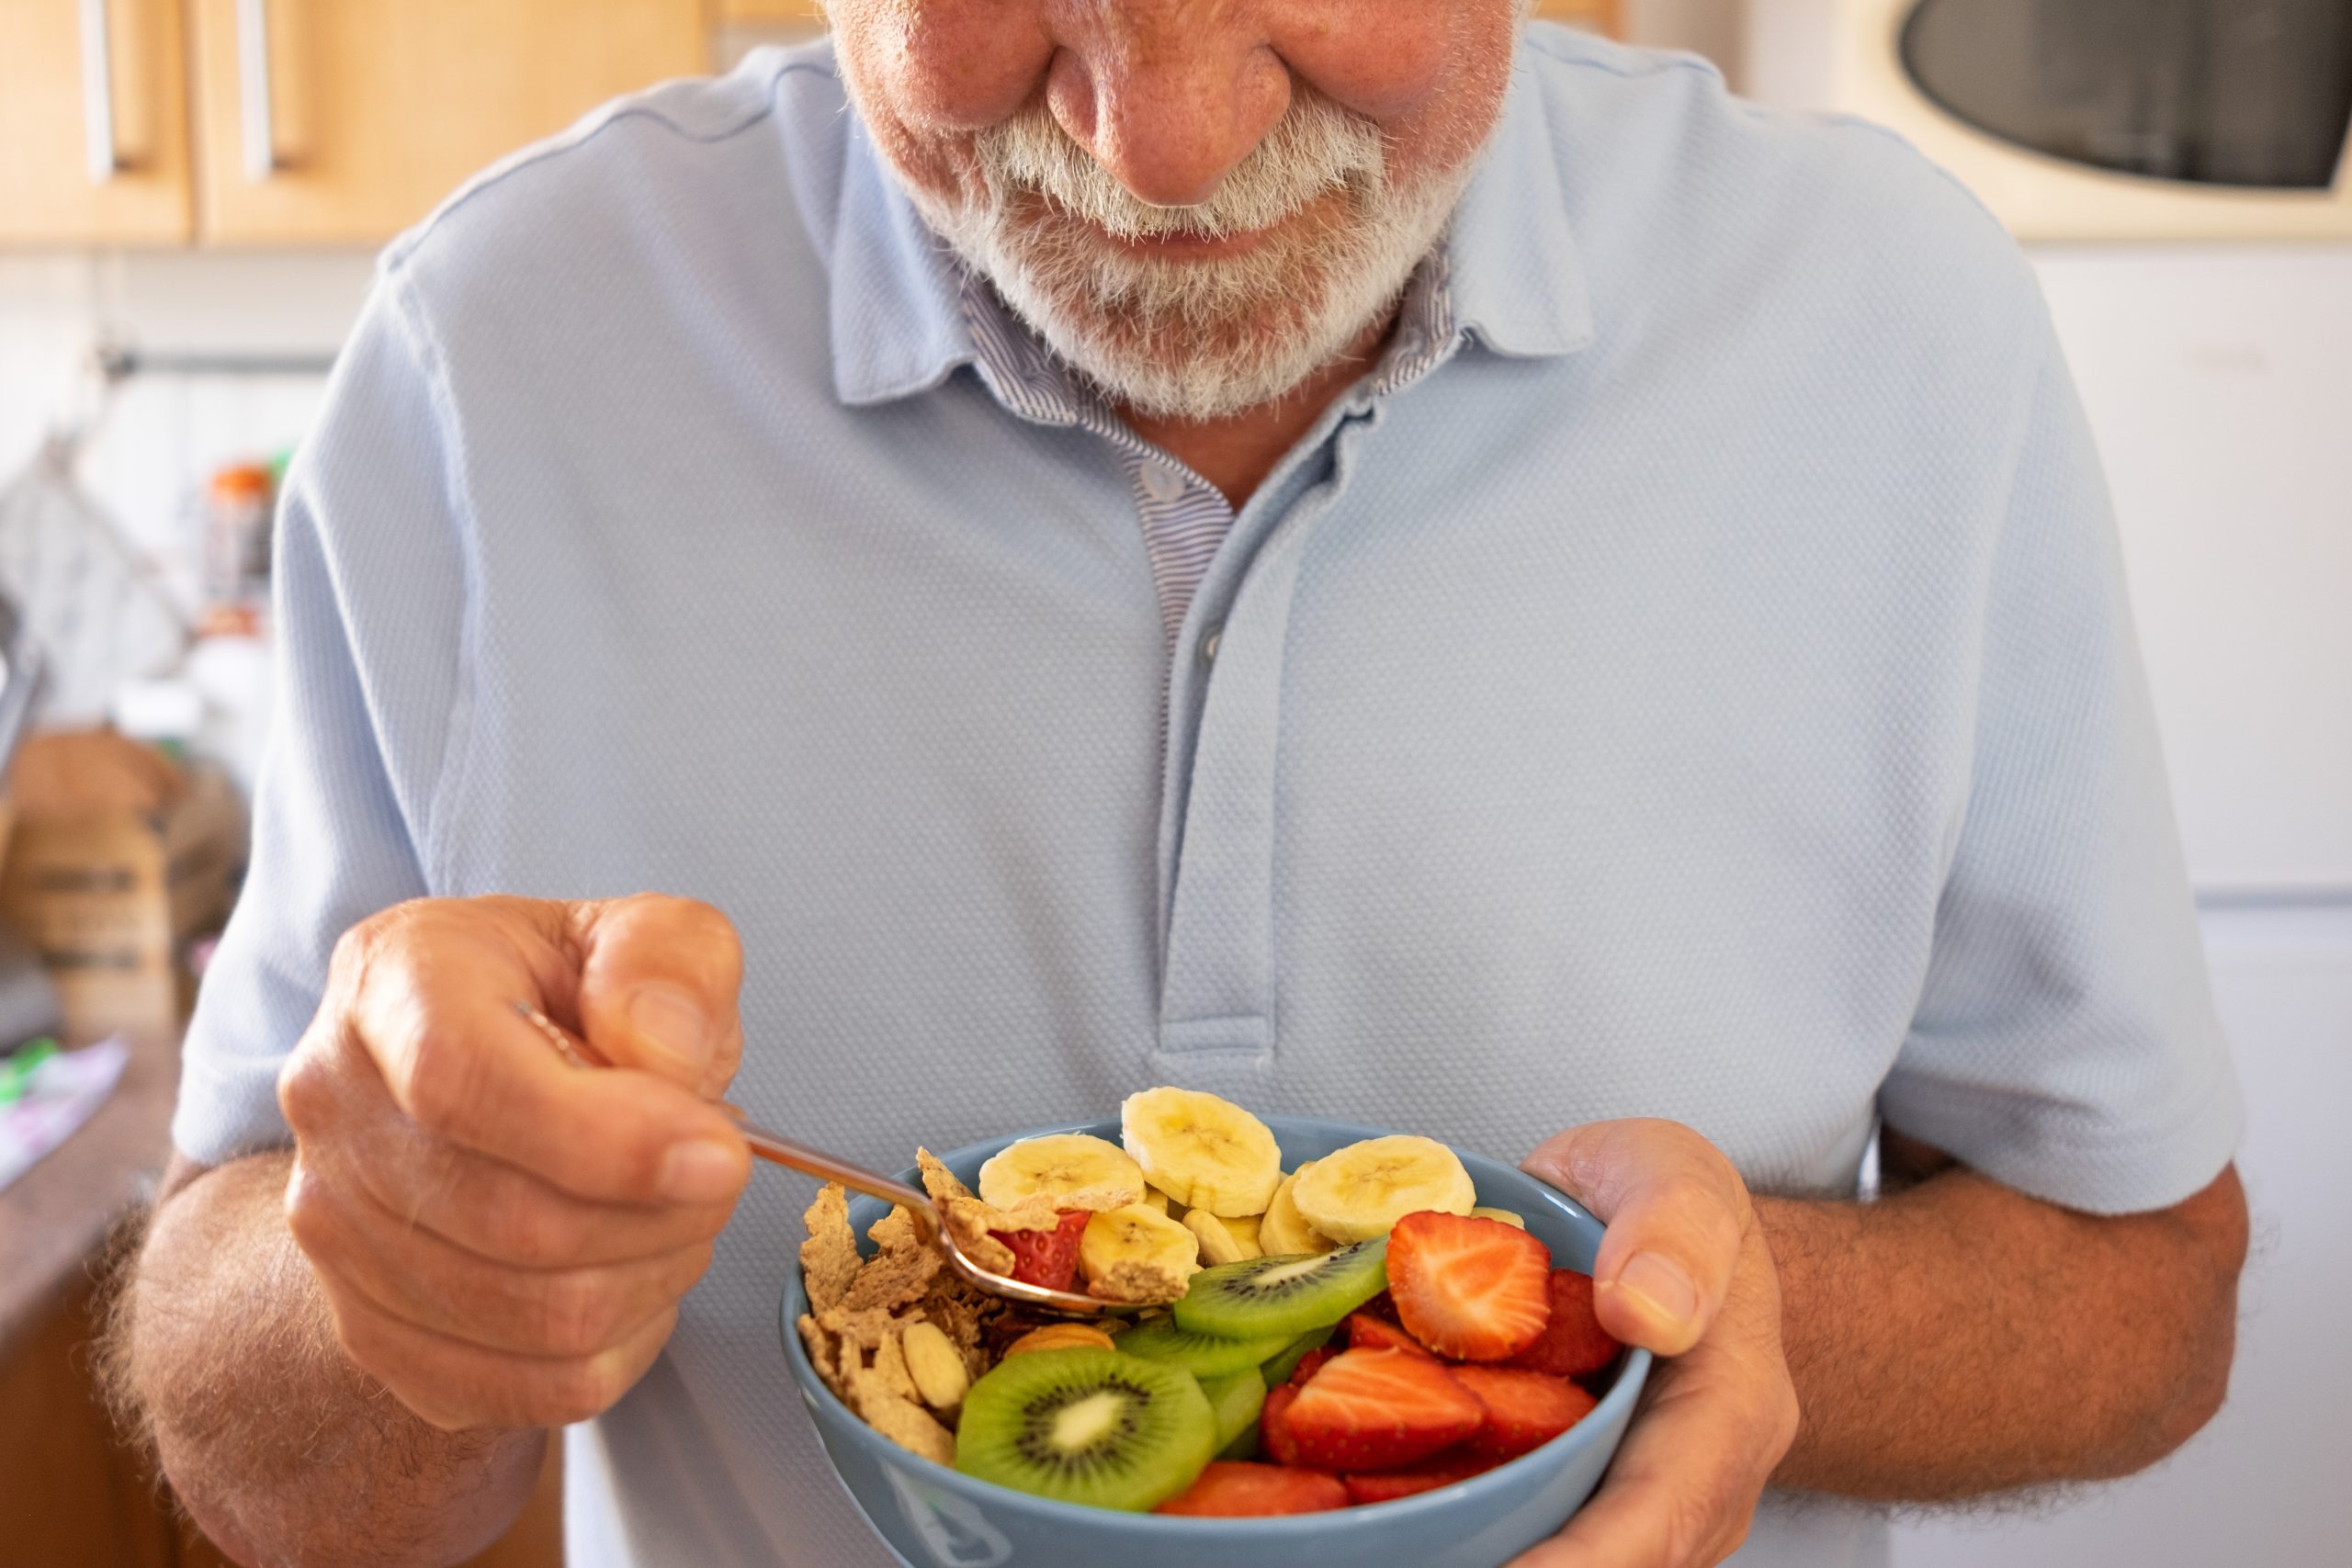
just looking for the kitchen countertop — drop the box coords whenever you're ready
[0,1028,179,1359]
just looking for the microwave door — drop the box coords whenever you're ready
[1898,0,2352,189]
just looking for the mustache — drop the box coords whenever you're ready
[971,92,1388,242]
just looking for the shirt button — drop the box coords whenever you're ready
[1139,461,1187,503]
[1200,624,1223,665]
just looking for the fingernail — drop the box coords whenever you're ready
[660,1139,741,1202]
[629,982,712,1072]
[1615,1251,1700,1327]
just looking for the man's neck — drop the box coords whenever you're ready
[1117,310,1398,511]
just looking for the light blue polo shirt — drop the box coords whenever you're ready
[174,25,2242,1568]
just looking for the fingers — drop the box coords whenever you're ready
[324,1278,681,1432]
[571,896,746,1097]
[305,933,750,1207]
[287,1152,714,1358]
[328,1089,737,1267]
[1505,1226,1799,1568]
[1521,1119,1752,1356]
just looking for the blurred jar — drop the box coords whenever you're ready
[200,462,275,637]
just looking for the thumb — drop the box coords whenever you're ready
[1521,1118,1752,1358]
[570,895,746,1096]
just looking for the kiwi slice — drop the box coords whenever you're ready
[1257,1322,1338,1388]
[1171,1237,1390,1341]
[955,1348,1215,1512]
[1114,1314,1295,1379]
[1197,1368,1269,1459]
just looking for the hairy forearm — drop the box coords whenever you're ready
[114,1151,545,1568]
[1758,1145,2246,1501]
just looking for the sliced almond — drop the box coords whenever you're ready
[901,1321,970,1411]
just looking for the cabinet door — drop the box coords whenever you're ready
[0,0,193,245]
[186,0,708,245]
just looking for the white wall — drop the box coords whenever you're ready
[0,251,372,599]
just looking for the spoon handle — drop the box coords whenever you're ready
[509,1002,937,1234]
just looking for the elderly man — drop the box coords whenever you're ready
[113,6,2246,1567]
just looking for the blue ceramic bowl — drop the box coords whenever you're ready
[781,1117,1651,1568]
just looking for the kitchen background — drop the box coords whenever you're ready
[0,2,2344,1565]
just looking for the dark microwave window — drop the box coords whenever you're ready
[1900,0,2352,188]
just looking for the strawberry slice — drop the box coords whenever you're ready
[1505,1269,1621,1380]
[1346,1312,1434,1359]
[989,1209,1091,1293]
[1281,1348,1485,1472]
[1386,1211,1553,1362]
[1155,1461,1350,1517]
[1340,1451,1503,1504]
[1261,1382,1305,1468]
[1287,1346,1338,1387]
[1450,1366,1599,1461]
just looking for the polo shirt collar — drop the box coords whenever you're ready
[827,43,1592,407]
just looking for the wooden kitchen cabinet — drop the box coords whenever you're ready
[186,0,708,245]
[0,0,195,244]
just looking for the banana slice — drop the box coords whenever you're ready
[1289,1135,1476,1243]
[1120,1088,1283,1217]
[976,1133,1144,1213]
[1079,1202,1201,1303]
[1223,1213,1263,1256]
[1182,1208,1259,1265]
[1138,1186,1173,1213]
[1472,1206,1527,1230]
[1256,1163,1337,1257]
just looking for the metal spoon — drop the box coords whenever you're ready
[511,1001,1146,1316]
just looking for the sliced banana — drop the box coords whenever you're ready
[1256,1163,1337,1257]
[1223,1213,1263,1256]
[1138,1186,1173,1213]
[1120,1088,1283,1217]
[976,1133,1144,1213]
[1472,1206,1526,1229]
[1079,1202,1201,1303]
[1182,1208,1258,1265]
[1289,1135,1476,1243]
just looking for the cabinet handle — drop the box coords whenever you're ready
[236,0,280,182]
[78,0,120,183]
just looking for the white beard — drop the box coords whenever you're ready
[899,94,1476,423]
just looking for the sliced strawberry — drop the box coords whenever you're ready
[989,1209,1090,1292]
[1287,1346,1338,1387]
[1450,1366,1599,1461]
[1281,1348,1485,1472]
[1340,1451,1503,1504]
[1346,1312,1434,1359]
[1155,1461,1350,1517]
[1386,1211,1553,1362]
[1261,1382,1305,1468]
[1505,1269,1621,1380]
[1360,1289,1400,1322]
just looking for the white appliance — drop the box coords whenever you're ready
[1745,0,2352,238]
[1742,6,2352,1565]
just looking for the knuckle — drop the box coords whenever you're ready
[399,1021,481,1139]
[281,1158,336,1253]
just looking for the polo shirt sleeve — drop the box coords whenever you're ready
[1877,333,2243,1216]
[171,271,468,1167]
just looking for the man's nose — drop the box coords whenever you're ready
[1046,17,1291,208]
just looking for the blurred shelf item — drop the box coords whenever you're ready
[0,0,195,245]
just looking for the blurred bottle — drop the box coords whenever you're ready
[198,462,274,639]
